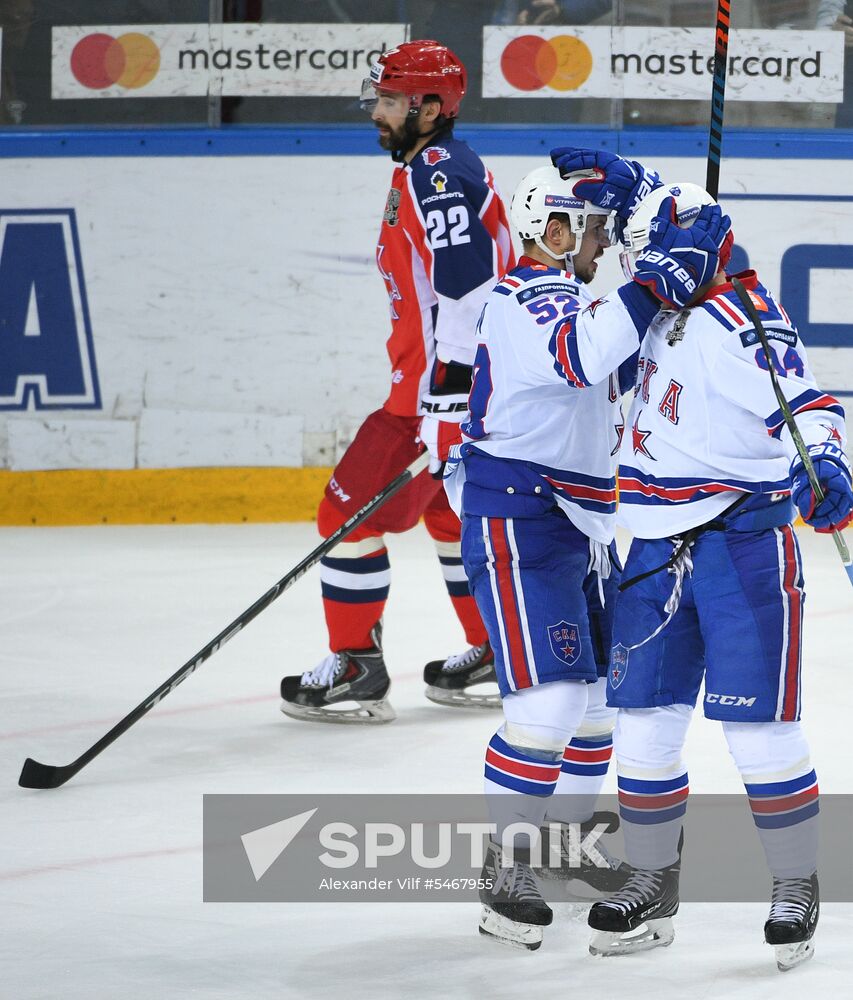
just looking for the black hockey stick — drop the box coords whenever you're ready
[18,451,431,789]
[731,278,853,584]
[705,0,731,199]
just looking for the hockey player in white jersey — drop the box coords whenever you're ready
[445,162,730,949]
[551,149,853,970]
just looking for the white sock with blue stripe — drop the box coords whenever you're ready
[724,721,819,878]
[549,678,615,824]
[613,705,693,869]
[485,681,588,850]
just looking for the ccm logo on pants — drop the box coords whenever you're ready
[705,693,757,707]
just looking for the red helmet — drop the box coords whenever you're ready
[362,40,467,118]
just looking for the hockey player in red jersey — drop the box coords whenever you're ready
[280,41,515,724]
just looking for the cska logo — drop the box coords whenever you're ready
[422,146,450,166]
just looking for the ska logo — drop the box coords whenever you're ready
[547,621,581,666]
[421,146,450,166]
[0,210,100,410]
[609,643,629,689]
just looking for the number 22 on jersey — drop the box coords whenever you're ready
[426,206,471,249]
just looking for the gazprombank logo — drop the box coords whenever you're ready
[70,32,161,90]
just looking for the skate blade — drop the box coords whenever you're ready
[424,685,501,710]
[478,906,544,951]
[773,940,815,972]
[589,918,675,957]
[279,698,396,725]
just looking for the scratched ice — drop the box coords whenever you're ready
[2,523,851,999]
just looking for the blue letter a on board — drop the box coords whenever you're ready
[0,210,101,410]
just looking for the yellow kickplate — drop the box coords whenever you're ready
[0,467,332,526]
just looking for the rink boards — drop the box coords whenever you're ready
[0,128,850,522]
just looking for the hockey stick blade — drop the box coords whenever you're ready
[17,450,431,789]
[731,278,853,584]
[19,757,70,790]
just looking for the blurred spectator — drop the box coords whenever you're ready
[493,0,612,24]
[817,1,853,47]
[1,0,35,123]
[817,1,853,126]
[752,0,816,29]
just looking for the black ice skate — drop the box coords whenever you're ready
[478,839,553,951]
[423,641,500,708]
[587,860,680,956]
[280,626,395,724]
[764,872,819,971]
[538,811,632,896]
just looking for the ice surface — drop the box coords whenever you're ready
[2,523,850,999]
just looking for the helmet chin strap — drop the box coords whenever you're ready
[533,235,568,265]
[534,220,586,269]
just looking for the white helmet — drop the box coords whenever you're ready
[510,165,613,266]
[620,181,717,280]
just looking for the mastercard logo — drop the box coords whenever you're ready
[501,34,593,92]
[70,33,161,90]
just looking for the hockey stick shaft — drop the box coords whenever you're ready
[705,0,731,199]
[18,451,431,789]
[731,278,853,582]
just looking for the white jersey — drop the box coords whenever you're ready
[617,271,846,538]
[456,256,656,542]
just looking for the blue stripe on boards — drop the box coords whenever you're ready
[4,127,853,160]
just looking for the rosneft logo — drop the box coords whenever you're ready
[500,34,593,92]
[70,33,160,90]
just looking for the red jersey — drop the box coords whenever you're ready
[375,135,515,416]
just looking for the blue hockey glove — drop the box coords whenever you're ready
[790,442,853,533]
[549,147,662,218]
[632,198,731,310]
